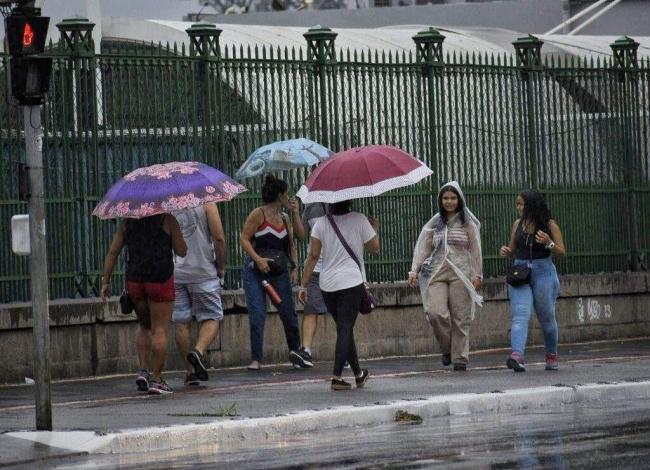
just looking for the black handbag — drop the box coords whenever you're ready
[327,214,377,314]
[359,283,377,315]
[119,288,135,314]
[505,264,531,287]
[253,248,290,277]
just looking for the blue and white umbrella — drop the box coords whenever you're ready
[235,138,333,180]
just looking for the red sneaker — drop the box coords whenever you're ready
[545,353,559,371]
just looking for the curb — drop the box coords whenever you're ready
[8,379,650,456]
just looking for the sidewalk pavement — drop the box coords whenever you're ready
[1,338,650,466]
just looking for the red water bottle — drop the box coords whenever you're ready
[261,280,282,306]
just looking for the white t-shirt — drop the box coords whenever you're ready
[310,212,377,292]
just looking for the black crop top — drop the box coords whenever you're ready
[124,215,174,283]
[514,219,552,260]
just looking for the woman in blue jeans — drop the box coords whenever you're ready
[240,175,310,371]
[499,190,566,372]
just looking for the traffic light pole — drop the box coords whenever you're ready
[23,104,52,430]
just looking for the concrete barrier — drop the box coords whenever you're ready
[1,272,649,384]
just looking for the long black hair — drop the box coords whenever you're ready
[437,185,466,225]
[520,189,551,231]
[329,200,352,215]
[261,175,288,203]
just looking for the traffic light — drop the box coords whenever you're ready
[5,7,52,106]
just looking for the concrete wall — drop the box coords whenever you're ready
[1,273,649,384]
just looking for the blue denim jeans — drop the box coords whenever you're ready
[242,257,300,361]
[508,257,560,359]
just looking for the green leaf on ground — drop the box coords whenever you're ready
[394,409,422,425]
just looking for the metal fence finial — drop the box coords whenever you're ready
[303,26,337,63]
[412,27,445,65]
[186,23,222,59]
[610,36,639,69]
[56,17,95,57]
[513,34,543,68]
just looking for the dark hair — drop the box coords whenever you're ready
[520,190,551,231]
[329,200,352,215]
[438,185,465,225]
[261,175,288,203]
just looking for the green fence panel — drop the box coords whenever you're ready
[0,39,648,303]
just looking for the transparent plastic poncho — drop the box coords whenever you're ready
[409,181,484,319]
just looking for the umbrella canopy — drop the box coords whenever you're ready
[93,161,246,219]
[235,138,333,180]
[296,145,432,204]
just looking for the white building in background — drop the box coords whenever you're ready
[7,0,643,60]
[1,1,648,61]
[6,0,647,42]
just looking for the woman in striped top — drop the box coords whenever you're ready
[408,181,483,371]
[240,175,311,371]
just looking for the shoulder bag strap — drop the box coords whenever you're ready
[327,214,363,274]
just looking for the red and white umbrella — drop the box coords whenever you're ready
[296,145,432,204]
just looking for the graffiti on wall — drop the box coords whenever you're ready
[576,297,612,323]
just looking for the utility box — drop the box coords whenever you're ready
[11,214,30,255]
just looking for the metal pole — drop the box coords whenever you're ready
[568,0,622,35]
[561,0,571,34]
[23,104,52,431]
[544,0,609,35]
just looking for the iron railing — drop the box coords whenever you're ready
[0,24,648,302]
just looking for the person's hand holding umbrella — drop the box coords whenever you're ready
[288,196,301,220]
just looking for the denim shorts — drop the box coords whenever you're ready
[172,278,224,324]
[304,273,327,315]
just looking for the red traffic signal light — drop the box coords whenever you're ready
[23,22,34,47]
[4,11,52,105]
[5,14,49,56]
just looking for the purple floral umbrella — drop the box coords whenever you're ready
[93,161,247,219]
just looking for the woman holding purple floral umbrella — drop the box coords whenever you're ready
[95,162,246,394]
[101,214,187,394]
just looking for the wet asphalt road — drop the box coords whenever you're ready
[2,339,650,468]
[17,398,650,469]
[2,339,650,432]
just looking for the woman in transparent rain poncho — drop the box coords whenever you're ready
[408,181,483,371]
